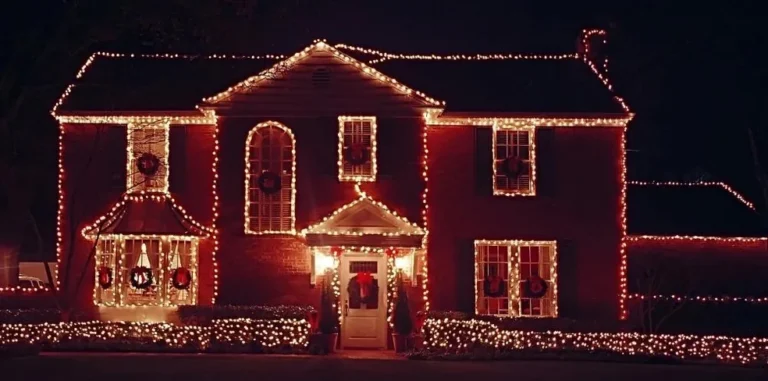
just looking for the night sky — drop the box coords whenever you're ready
[0,1,765,258]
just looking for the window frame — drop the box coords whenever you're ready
[338,116,377,182]
[474,240,558,318]
[126,121,170,193]
[93,235,199,307]
[244,121,297,235]
[492,124,536,196]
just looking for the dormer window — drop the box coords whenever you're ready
[338,116,377,182]
[493,125,535,196]
[127,121,169,193]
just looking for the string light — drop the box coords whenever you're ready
[244,121,297,235]
[202,41,443,107]
[580,29,631,113]
[80,192,213,239]
[421,118,430,311]
[629,180,757,211]
[334,43,576,64]
[0,319,308,351]
[300,183,425,237]
[619,126,629,320]
[425,114,633,128]
[55,113,216,125]
[127,120,170,193]
[0,286,51,293]
[211,118,221,304]
[491,124,536,197]
[421,318,768,366]
[628,294,768,304]
[626,235,768,243]
[337,116,378,182]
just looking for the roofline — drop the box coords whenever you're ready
[626,235,768,243]
[628,180,757,211]
[56,109,217,125]
[426,110,633,127]
[201,40,444,107]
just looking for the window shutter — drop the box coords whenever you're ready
[168,127,186,194]
[475,127,493,195]
[535,128,554,197]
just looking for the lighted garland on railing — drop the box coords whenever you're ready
[422,318,768,365]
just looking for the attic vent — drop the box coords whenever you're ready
[312,67,331,88]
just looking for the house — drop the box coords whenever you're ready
[51,29,638,348]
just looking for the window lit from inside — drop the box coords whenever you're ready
[475,241,557,317]
[493,128,534,195]
[94,237,198,307]
[246,124,295,233]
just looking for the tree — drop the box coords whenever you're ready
[633,253,697,334]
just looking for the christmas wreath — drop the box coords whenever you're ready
[171,267,192,290]
[483,275,507,297]
[257,170,282,194]
[137,152,161,176]
[523,275,548,298]
[129,266,154,290]
[98,267,113,289]
[347,272,379,309]
[501,156,527,179]
[344,143,370,165]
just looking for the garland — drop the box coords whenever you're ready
[137,152,160,176]
[257,170,282,194]
[345,143,370,165]
[130,266,154,290]
[523,275,548,298]
[172,267,192,290]
[98,267,113,289]
[501,156,526,179]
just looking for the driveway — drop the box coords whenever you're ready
[1,353,765,381]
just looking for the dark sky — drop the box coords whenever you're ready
[1,1,766,257]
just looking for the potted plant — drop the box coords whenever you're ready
[391,272,413,353]
[309,272,338,354]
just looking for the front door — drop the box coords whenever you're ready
[340,253,387,349]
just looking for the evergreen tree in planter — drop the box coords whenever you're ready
[391,272,413,352]
[310,271,338,354]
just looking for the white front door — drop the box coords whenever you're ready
[340,253,387,349]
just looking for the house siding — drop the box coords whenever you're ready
[426,125,623,321]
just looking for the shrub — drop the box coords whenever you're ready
[178,305,313,325]
[392,273,413,335]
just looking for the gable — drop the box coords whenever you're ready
[201,42,442,116]
[304,197,424,235]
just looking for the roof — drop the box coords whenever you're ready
[374,58,624,113]
[82,193,212,237]
[627,182,766,237]
[54,38,627,115]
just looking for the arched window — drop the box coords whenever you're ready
[245,121,296,234]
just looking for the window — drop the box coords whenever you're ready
[93,236,199,307]
[493,126,535,196]
[245,121,296,234]
[338,116,377,182]
[127,121,169,193]
[475,240,557,317]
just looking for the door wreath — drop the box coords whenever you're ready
[347,272,379,309]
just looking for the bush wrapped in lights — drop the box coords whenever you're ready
[0,318,310,354]
[419,318,768,366]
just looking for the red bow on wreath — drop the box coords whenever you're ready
[357,272,374,299]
